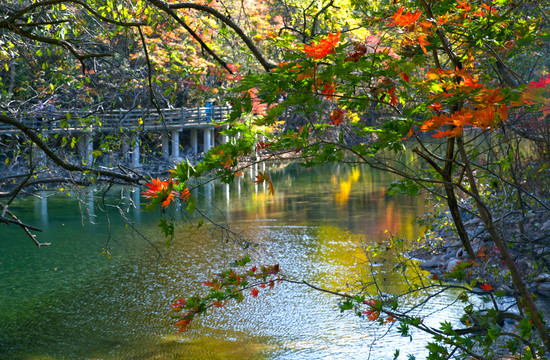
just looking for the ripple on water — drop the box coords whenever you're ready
[2,164,469,360]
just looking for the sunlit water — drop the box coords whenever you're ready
[1,162,465,360]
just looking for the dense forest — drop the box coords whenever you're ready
[1,0,550,359]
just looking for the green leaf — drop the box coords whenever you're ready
[392,350,400,360]
[234,254,251,267]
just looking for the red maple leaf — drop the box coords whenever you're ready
[416,35,430,54]
[391,6,422,27]
[527,74,550,89]
[179,187,190,202]
[456,0,471,12]
[254,170,275,195]
[480,283,493,292]
[330,108,345,126]
[250,288,259,298]
[321,81,336,99]
[142,177,176,208]
[428,101,443,112]
[303,31,341,59]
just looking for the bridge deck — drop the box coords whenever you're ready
[0,106,230,134]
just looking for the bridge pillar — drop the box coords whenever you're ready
[78,132,94,165]
[131,133,140,168]
[122,136,129,163]
[221,126,229,144]
[203,127,211,153]
[171,130,180,159]
[190,128,198,154]
[210,128,216,148]
[162,132,170,160]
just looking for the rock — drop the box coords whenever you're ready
[446,258,462,272]
[474,226,486,235]
[536,282,550,294]
[464,218,481,227]
[541,220,550,232]
[419,258,439,269]
[533,273,550,283]
[442,251,454,261]
[443,239,460,249]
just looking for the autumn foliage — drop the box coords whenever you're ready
[170,255,282,333]
[142,178,189,209]
[135,0,550,358]
[302,31,340,59]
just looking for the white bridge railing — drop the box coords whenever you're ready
[0,106,231,134]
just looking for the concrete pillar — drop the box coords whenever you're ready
[122,136,129,164]
[203,127,211,153]
[190,128,198,154]
[237,177,241,197]
[87,190,95,219]
[210,128,216,148]
[132,187,141,221]
[171,130,180,159]
[221,126,229,144]
[78,132,94,165]
[254,162,258,194]
[204,182,212,208]
[39,192,48,227]
[86,133,93,165]
[162,132,170,160]
[131,133,140,168]
[225,183,230,205]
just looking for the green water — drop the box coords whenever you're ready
[1,161,454,360]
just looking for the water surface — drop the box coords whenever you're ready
[1,161,462,360]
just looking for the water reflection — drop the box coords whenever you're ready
[0,161,452,360]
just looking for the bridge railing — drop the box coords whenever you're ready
[0,106,231,134]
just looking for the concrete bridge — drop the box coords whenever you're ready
[0,105,232,168]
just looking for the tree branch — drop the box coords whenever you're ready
[162,1,277,71]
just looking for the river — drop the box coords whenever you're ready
[0,161,465,360]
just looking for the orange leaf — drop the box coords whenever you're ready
[401,127,414,140]
[321,81,336,99]
[416,35,430,54]
[330,109,345,126]
[142,177,178,208]
[456,0,471,12]
[302,31,340,59]
[254,170,275,195]
[432,126,463,138]
[179,187,190,202]
[428,101,443,112]
[391,6,422,27]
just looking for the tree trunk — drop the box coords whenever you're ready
[456,135,550,353]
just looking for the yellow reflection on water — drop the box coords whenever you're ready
[309,225,430,296]
[332,167,361,205]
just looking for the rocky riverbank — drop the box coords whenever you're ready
[410,206,550,296]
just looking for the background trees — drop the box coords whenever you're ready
[0,0,279,243]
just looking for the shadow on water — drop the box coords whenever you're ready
[0,161,465,360]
